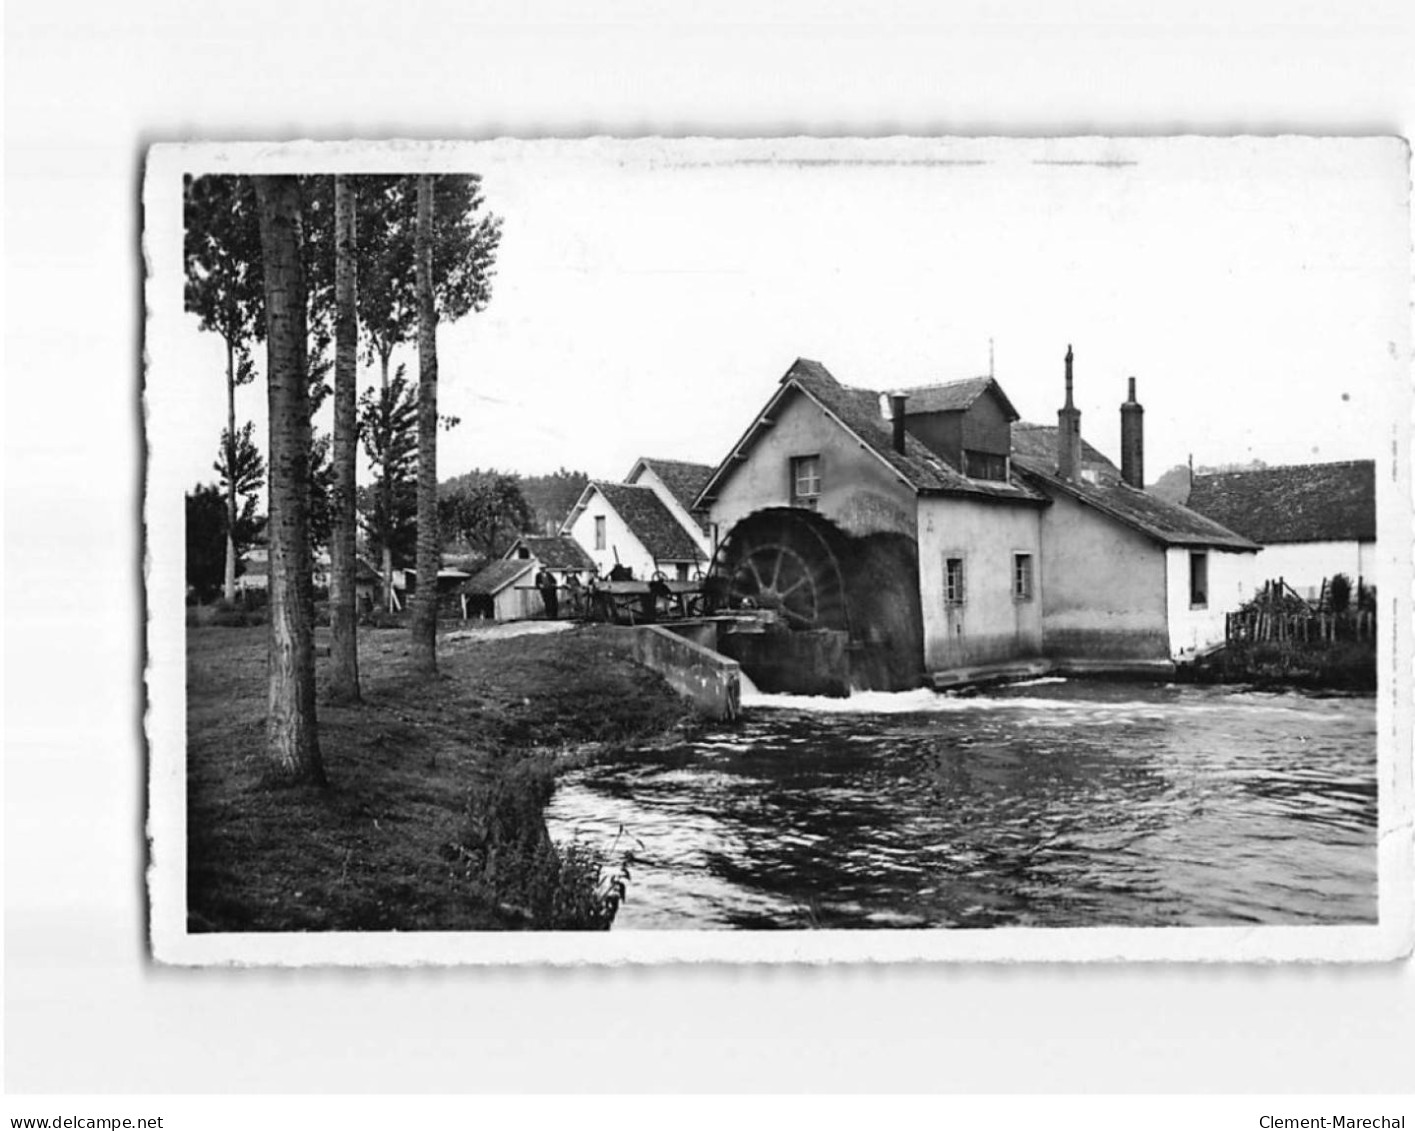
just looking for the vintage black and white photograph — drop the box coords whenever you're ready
[144,137,1412,964]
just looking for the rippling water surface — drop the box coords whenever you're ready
[545,678,1378,929]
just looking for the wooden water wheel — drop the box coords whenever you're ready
[711,508,852,632]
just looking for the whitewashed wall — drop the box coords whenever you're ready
[1253,540,1376,599]
[564,487,658,579]
[1165,546,1257,658]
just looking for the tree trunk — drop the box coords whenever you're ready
[328,175,361,701]
[411,175,439,674]
[378,347,396,612]
[255,175,326,785]
[223,335,238,603]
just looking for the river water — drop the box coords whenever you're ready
[544,678,1378,930]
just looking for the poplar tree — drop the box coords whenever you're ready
[254,175,325,784]
[184,175,264,603]
[411,174,440,673]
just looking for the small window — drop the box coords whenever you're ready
[1190,551,1209,608]
[517,546,530,559]
[1013,553,1033,601]
[945,557,965,605]
[790,455,821,510]
[964,449,1009,481]
[675,562,689,581]
[594,516,606,551]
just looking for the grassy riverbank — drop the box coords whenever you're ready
[186,622,691,932]
[1190,639,1377,691]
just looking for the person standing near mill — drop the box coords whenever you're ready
[535,566,559,619]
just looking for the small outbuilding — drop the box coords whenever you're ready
[461,558,538,621]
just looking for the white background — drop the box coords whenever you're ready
[6,0,1415,1094]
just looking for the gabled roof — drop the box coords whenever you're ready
[565,481,707,562]
[1014,457,1259,550]
[898,375,1020,421]
[464,558,534,597]
[1011,422,1120,476]
[627,457,715,514]
[696,358,1045,507]
[1186,460,1376,544]
[505,534,596,571]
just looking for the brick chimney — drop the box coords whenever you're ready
[1056,344,1081,481]
[890,393,908,454]
[1120,376,1144,489]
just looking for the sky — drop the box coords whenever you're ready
[164,137,1410,497]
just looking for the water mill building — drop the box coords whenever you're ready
[693,350,1259,692]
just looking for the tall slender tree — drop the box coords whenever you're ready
[411,175,440,673]
[254,175,325,784]
[357,370,419,608]
[356,175,501,612]
[184,176,265,602]
[328,175,361,700]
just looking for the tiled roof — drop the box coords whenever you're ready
[632,458,715,514]
[1011,422,1120,476]
[697,358,1043,505]
[594,482,707,562]
[464,559,534,596]
[1014,457,1260,550]
[897,375,1020,421]
[1186,461,1376,544]
[511,534,596,571]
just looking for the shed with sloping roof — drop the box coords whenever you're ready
[462,558,539,621]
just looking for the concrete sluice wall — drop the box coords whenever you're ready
[632,624,743,721]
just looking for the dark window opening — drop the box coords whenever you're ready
[1190,551,1209,608]
[964,449,1009,481]
[676,562,689,581]
[594,516,606,551]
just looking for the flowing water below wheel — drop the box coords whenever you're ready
[545,678,1378,930]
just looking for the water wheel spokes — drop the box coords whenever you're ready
[731,542,821,628]
[712,507,853,633]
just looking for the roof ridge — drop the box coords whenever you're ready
[896,374,992,391]
[1198,458,1375,474]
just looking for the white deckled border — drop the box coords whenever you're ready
[145,138,1414,966]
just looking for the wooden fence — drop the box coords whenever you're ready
[1225,578,1376,647]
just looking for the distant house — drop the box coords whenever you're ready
[235,546,269,593]
[624,457,716,555]
[562,481,708,581]
[695,353,1258,687]
[462,558,538,621]
[1185,460,1376,599]
[354,556,384,609]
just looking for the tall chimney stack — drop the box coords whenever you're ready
[1056,344,1082,480]
[1120,376,1144,489]
[890,393,908,454]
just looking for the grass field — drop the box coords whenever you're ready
[185,621,691,932]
